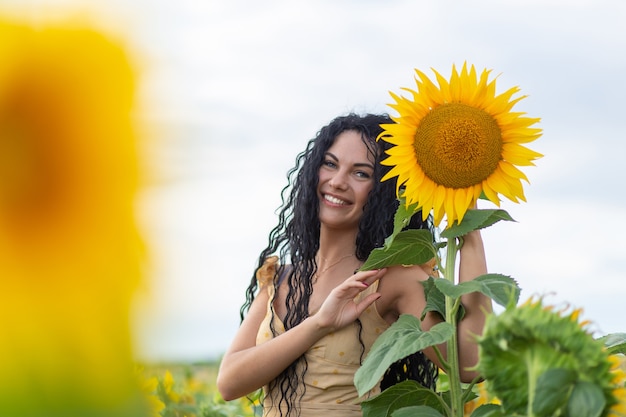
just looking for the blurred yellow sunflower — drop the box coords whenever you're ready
[463,381,500,414]
[379,62,543,226]
[609,354,626,417]
[0,16,146,416]
[137,371,166,417]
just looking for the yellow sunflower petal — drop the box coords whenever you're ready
[609,387,626,417]
[457,62,477,103]
[472,183,484,202]
[415,68,444,105]
[499,172,527,203]
[504,126,544,144]
[409,172,433,209]
[502,142,544,165]
[443,188,458,225]
[454,187,474,225]
[381,164,407,183]
[486,86,522,115]
[485,172,514,201]
[498,161,529,182]
[471,68,494,106]
[505,116,543,131]
[448,192,463,220]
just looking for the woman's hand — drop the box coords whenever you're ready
[312,268,386,332]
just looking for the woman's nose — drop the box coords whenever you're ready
[329,170,348,190]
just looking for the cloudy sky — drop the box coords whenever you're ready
[4,0,626,362]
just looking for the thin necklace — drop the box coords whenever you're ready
[313,253,355,282]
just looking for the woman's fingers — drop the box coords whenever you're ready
[315,268,387,330]
[354,292,382,316]
[328,268,386,311]
[334,268,385,295]
[354,268,387,286]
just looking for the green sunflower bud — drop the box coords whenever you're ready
[477,298,619,417]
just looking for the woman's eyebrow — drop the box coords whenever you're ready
[325,151,374,170]
[355,161,375,170]
[325,151,339,161]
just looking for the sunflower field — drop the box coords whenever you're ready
[138,362,261,417]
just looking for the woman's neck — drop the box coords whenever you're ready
[317,226,358,261]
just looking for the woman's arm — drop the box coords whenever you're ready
[383,230,491,383]
[216,269,385,400]
[379,265,447,372]
[455,230,492,381]
[216,289,331,401]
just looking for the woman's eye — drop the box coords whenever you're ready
[323,160,337,168]
[355,171,371,179]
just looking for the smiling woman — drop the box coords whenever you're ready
[217,113,489,417]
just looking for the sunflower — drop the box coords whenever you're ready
[379,62,542,226]
[463,381,500,414]
[608,355,626,417]
[136,370,166,417]
[0,17,146,416]
[477,297,623,416]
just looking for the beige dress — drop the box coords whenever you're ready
[256,278,390,417]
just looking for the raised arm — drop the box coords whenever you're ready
[456,230,492,380]
[216,269,385,400]
[381,230,492,383]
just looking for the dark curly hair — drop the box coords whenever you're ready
[240,113,437,416]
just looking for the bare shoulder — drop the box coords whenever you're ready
[232,284,271,343]
[376,265,430,324]
[379,264,430,291]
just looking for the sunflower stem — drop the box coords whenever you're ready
[433,345,450,372]
[526,351,537,417]
[444,237,463,417]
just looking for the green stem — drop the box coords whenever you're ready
[444,237,463,417]
[432,345,450,372]
[461,376,481,403]
[526,351,537,417]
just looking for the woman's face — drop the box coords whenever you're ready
[317,130,375,231]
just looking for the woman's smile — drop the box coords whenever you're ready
[322,193,351,206]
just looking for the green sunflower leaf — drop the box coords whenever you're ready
[359,229,437,271]
[597,332,626,355]
[437,387,477,409]
[420,277,468,321]
[383,195,422,248]
[470,404,507,417]
[355,316,453,395]
[360,380,444,417]
[532,368,575,416]
[421,277,446,319]
[433,274,521,308]
[567,380,605,417]
[441,209,515,240]
[391,405,444,417]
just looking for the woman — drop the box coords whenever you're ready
[217,113,491,416]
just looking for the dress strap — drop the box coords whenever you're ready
[256,256,278,287]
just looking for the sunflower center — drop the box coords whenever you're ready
[413,103,502,188]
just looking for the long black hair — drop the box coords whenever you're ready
[240,113,437,416]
